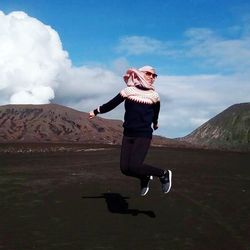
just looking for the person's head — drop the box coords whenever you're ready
[139,65,157,85]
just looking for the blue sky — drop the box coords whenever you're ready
[0,0,250,138]
[2,0,248,72]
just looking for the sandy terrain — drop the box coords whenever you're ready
[0,145,249,250]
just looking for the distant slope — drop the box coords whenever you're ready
[0,104,123,144]
[180,103,250,151]
[0,104,189,147]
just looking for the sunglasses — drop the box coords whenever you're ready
[144,71,158,78]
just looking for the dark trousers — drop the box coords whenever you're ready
[120,136,164,180]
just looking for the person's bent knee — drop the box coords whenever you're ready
[120,164,130,176]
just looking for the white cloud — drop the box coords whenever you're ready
[116,36,160,55]
[0,10,123,112]
[116,26,250,74]
[10,86,55,104]
[112,57,130,75]
[184,27,250,72]
[54,65,122,111]
[116,36,179,56]
[155,73,250,137]
[0,10,70,104]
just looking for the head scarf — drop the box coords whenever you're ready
[123,66,156,90]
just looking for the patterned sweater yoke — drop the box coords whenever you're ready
[120,87,160,104]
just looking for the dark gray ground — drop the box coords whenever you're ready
[0,145,249,250]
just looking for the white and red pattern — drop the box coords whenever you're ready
[120,86,160,104]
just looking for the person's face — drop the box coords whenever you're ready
[142,69,157,85]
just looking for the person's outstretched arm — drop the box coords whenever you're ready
[89,93,125,119]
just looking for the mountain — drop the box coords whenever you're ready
[0,104,187,147]
[180,103,250,151]
[3,103,249,151]
[0,104,123,144]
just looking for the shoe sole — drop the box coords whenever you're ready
[140,187,149,196]
[163,170,172,194]
[140,176,153,196]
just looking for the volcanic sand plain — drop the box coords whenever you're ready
[0,145,250,250]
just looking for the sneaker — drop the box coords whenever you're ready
[159,170,172,194]
[140,176,153,196]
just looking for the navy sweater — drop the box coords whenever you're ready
[94,86,160,138]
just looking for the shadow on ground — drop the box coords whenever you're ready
[82,193,156,218]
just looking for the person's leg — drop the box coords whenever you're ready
[128,137,164,177]
[120,136,172,195]
[120,136,139,177]
[129,137,173,195]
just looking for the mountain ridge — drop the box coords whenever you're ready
[180,103,250,151]
[0,103,188,148]
[0,103,122,144]
[1,103,249,151]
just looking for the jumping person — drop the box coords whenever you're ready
[89,66,172,196]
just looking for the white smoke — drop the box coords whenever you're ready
[0,10,121,111]
[0,11,71,104]
[10,86,55,104]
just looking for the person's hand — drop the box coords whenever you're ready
[153,123,159,130]
[89,111,96,119]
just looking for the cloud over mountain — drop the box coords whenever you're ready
[0,11,120,109]
[0,11,70,104]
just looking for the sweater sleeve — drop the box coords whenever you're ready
[152,101,160,125]
[94,93,125,115]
